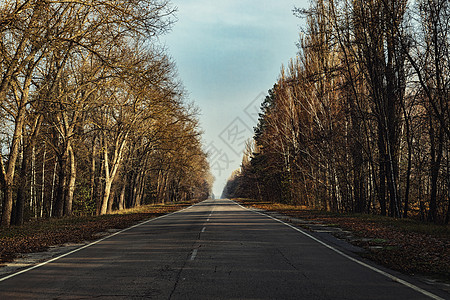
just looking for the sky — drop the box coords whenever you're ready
[162,1,308,197]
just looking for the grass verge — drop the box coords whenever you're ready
[0,201,196,265]
[235,198,450,283]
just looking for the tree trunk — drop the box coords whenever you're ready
[135,171,146,207]
[107,189,115,214]
[1,186,15,227]
[95,151,105,215]
[53,153,67,218]
[50,160,58,217]
[377,126,387,216]
[31,144,36,217]
[14,149,29,225]
[100,135,126,215]
[130,170,141,207]
[40,145,46,218]
[446,147,449,224]
[14,115,42,225]
[118,181,126,210]
[89,138,96,212]
[100,137,110,215]
[64,144,76,216]
[156,170,163,203]
[101,179,113,215]
[428,126,444,222]
[1,105,26,226]
[402,102,413,218]
[351,112,364,213]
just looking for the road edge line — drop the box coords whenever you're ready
[0,201,203,283]
[232,200,444,300]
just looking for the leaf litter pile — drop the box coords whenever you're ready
[0,202,193,266]
[237,199,450,282]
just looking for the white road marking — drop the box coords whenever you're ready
[232,200,444,300]
[0,202,202,283]
[190,249,198,261]
[208,206,214,218]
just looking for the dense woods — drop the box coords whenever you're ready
[0,0,212,227]
[223,0,449,223]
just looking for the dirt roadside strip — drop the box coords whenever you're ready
[233,198,450,291]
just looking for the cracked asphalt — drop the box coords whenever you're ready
[0,199,447,299]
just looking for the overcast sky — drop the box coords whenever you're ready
[162,1,308,196]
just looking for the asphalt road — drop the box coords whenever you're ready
[0,199,448,299]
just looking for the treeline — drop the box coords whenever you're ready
[0,0,213,227]
[223,0,449,223]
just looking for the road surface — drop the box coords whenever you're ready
[0,199,448,299]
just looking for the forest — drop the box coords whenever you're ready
[0,0,213,227]
[223,0,449,223]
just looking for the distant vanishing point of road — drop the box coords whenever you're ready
[0,199,448,299]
